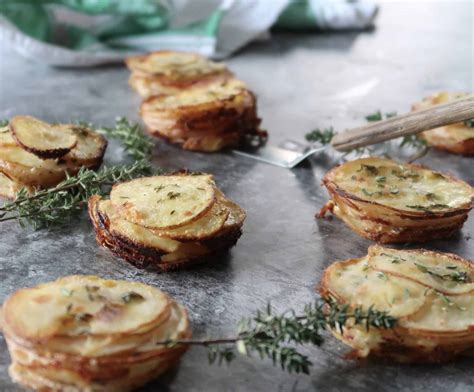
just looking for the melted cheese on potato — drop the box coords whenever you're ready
[3,275,170,340]
[368,245,474,295]
[143,79,248,109]
[328,157,473,212]
[127,51,227,78]
[110,175,216,230]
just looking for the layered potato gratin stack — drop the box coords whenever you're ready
[126,51,264,152]
[0,115,107,198]
[320,245,474,363]
[320,157,474,243]
[89,172,245,271]
[0,275,190,391]
[412,92,474,155]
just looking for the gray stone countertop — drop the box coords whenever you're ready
[0,2,473,391]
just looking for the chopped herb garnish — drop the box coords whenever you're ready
[121,291,145,304]
[436,292,466,311]
[381,253,406,264]
[403,288,411,299]
[414,263,470,283]
[154,185,166,192]
[170,210,176,215]
[362,188,382,197]
[425,192,438,201]
[375,176,386,183]
[389,188,399,195]
[61,287,74,297]
[357,164,378,175]
[377,272,388,281]
[167,192,180,199]
[66,303,73,313]
[405,204,449,212]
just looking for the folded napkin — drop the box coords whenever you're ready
[0,0,378,66]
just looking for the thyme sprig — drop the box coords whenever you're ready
[156,299,396,375]
[304,111,428,161]
[96,117,154,160]
[0,160,152,228]
[305,127,335,144]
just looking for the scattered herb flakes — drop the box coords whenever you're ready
[375,176,386,183]
[405,204,449,212]
[167,191,180,199]
[446,265,458,270]
[362,188,382,197]
[436,292,466,311]
[170,210,176,215]
[414,263,470,283]
[66,303,73,313]
[121,291,145,304]
[377,272,388,281]
[389,188,399,195]
[154,185,166,192]
[403,288,411,300]
[357,164,378,175]
[425,192,438,201]
[381,253,406,264]
[61,287,74,297]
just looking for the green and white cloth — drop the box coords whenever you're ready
[0,0,378,66]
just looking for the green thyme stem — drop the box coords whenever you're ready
[96,117,154,160]
[155,299,396,375]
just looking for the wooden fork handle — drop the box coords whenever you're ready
[331,95,474,151]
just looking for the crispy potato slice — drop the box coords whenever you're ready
[321,157,473,243]
[0,126,16,147]
[322,256,427,318]
[2,275,171,341]
[97,199,181,254]
[0,172,33,199]
[10,116,77,159]
[325,157,473,213]
[125,50,228,78]
[403,290,474,333]
[319,247,474,363]
[58,126,107,170]
[368,245,474,295]
[0,145,66,187]
[110,175,216,230]
[214,188,246,230]
[151,191,229,241]
[413,92,474,155]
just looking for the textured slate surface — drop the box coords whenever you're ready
[0,2,473,391]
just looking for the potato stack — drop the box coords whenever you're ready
[89,172,246,271]
[126,51,264,152]
[412,92,474,155]
[320,245,474,363]
[0,115,107,198]
[1,275,191,391]
[320,157,474,243]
